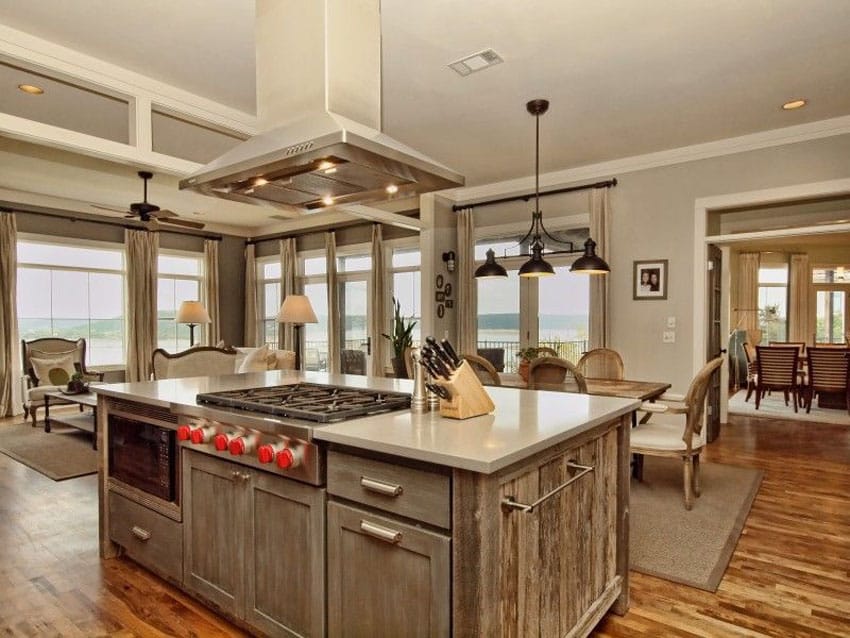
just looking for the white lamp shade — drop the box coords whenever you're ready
[176,300,211,324]
[277,295,318,324]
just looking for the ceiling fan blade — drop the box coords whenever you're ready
[158,217,206,230]
[150,209,178,219]
[91,203,130,214]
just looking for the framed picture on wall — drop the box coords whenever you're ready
[633,259,668,300]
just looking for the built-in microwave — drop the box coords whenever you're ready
[108,414,176,503]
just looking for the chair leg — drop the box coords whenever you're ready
[755,386,762,409]
[30,406,38,428]
[792,388,798,413]
[692,455,701,498]
[683,456,694,510]
[633,454,644,481]
[745,381,754,402]
[23,405,29,421]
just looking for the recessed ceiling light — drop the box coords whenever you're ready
[321,195,334,206]
[253,177,268,187]
[782,99,807,110]
[385,184,399,194]
[318,160,335,171]
[448,49,503,77]
[323,167,337,175]
[18,83,44,95]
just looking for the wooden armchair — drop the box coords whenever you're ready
[528,357,587,393]
[742,342,757,402]
[631,356,724,510]
[755,345,801,412]
[805,347,849,413]
[341,349,367,375]
[576,348,625,380]
[21,337,104,427]
[460,353,501,386]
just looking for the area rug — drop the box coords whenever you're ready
[728,390,850,425]
[630,457,762,592]
[0,422,97,481]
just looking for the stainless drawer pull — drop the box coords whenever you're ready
[131,525,151,541]
[359,520,403,544]
[502,462,594,514]
[360,476,404,497]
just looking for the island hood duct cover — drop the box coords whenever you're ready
[179,0,464,210]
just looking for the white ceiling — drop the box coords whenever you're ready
[1,0,849,226]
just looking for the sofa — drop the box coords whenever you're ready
[151,344,295,380]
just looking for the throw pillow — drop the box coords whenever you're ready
[238,344,271,373]
[30,354,77,386]
[273,350,296,370]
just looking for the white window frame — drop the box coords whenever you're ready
[256,254,283,346]
[157,249,205,351]
[16,233,127,368]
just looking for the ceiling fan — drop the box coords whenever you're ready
[91,171,205,229]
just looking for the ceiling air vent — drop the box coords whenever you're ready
[448,49,504,76]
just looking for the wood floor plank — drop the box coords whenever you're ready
[1,407,848,636]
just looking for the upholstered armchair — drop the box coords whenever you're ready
[21,337,104,427]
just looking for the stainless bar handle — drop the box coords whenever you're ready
[131,526,151,541]
[359,520,403,544]
[501,462,594,514]
[360,476,404,497]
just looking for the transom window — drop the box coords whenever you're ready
[17,238,125,366]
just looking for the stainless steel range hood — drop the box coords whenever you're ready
[180,0,464,211]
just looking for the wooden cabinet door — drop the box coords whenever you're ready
[182,450,246,617]
[243,470,326,638]
[327,501,450,638]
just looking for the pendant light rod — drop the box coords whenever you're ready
[452,177,617,213]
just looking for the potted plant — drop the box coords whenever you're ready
[382,297,417,379]
[516,347,542,382]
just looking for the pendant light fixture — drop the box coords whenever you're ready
[474,99,610,279]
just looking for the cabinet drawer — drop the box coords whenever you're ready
[109,491,183,584]
[327,451,451,528]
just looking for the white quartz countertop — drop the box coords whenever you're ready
[93,371,638,474]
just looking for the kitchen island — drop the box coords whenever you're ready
[94,371,637,638]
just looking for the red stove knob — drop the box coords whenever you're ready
[176,425,191,441]
[190,426,215,444]
[229,433,258,456]
[257,442,283,464]
[276,447,303,470]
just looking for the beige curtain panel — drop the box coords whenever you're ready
[125,229,159,382]
[368,224,386,377]
[280,238,297,351]
[326,231,340,374]
[788,254,810,343]
[737,253,761,339]
[589,188,611,349]
[203,239,221,346]
[0,213,21,417]
[457,208,477,356]
[243,243,260,347]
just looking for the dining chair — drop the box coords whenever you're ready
[741,342,757,402]
[528,357,587,393]
[631,356,724,510]
[460,353,502,386]
[576,348,625,380]
[754,345,801,412]
[536,346,560,357]
[804,347,849,413]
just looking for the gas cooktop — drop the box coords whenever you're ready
[196,383,411,424]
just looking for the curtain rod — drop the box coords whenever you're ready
[1,206,223,241]
[451,177,617,212]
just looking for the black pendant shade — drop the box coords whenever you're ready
[474,98,611,279]
[474,248,508,278]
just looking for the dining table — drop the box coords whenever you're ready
[499,373,671,402]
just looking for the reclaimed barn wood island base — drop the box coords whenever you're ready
[94,372,637,637]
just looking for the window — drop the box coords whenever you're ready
[17,238,125,366]
[389,246,421,347]
[812,265,850,343]
[757,264,788,342]
[257,258,282,346]
[337,248,371,375]
[475,236,590,372]
[300,255,328,371]
[157,252,204,351]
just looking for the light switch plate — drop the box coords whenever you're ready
[663,331,676,343]
[666,316,676,328]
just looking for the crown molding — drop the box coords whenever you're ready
[446,115,850,205]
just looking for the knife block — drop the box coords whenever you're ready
[434,360,495,419]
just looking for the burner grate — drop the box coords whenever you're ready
[196,383,411,423]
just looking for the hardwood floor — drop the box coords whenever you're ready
[0,409,847,637]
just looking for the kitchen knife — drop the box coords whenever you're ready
[426,352,452,380]
[425,336,455,371]
[426,383,450,400]
[441,339,461,367]
[419,355,442,380]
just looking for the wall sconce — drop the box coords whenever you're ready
[442,251,456,273]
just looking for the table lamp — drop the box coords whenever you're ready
[176,300,211,347]
[277,295,318,370]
